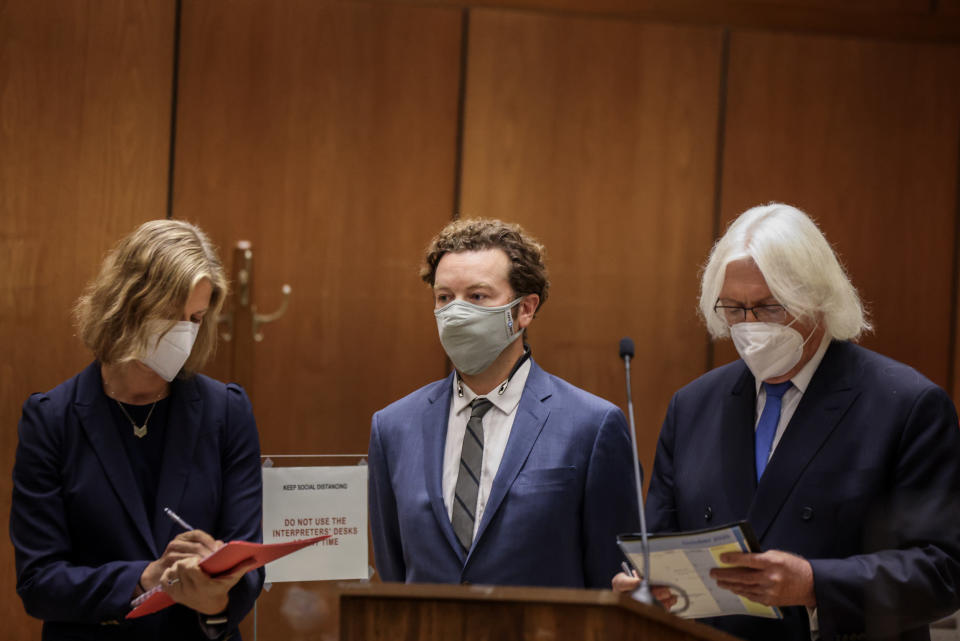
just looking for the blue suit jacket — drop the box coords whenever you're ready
[647,341,960,641]
[368,360,639,588]
[10,362,265,641]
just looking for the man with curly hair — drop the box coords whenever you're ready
[368,218,639,588]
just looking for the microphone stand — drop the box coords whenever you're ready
[621,341,656,606]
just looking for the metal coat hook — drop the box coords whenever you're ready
[219,309,234,342]
[237,246,253,308]
[218,241,291,342]
[252,284,292,342]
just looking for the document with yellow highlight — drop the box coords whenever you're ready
[618,521,782,620]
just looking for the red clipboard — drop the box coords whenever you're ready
[126,534,330,619]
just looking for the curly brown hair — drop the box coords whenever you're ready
[421,218,549,312]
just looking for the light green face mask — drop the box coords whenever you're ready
[434,298,524,375]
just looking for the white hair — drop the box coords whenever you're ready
[699,203,871,341]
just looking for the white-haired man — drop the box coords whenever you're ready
[614,203,960,641]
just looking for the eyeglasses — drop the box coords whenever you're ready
[713,300,789,324]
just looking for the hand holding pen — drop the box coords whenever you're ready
[137,508,219,595]
[153,509,241,615]
[162,508,196,586]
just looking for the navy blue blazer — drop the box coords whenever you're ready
[368,360,639,588]
[647,341,960,641]
[11,362,264,641]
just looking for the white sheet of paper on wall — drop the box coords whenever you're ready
[261,465,369,582]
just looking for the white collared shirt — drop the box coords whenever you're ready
[754,334,831,461]
[441,359,532,538]
[752,334,831,640]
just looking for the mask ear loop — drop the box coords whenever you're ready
[498,298,529,395]
[782,309,820,347]
[797,317,820,348]
[505,295,527,334]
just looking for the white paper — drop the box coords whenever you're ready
[261,465,368,582]
[619,524,781,619]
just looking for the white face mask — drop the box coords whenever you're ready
[730,320,816,382]
[434,298,524,376]
[139,320,200,381]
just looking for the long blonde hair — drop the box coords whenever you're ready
[74,220,228,375]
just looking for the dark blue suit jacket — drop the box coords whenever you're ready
[368,360,639,588]
[11,362,264,641]
[647,341,960,641]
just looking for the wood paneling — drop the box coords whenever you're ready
[0,0,175,637]
[725,0,925,7]
[5,1,960,638]
[173,0,461,454]
[460,9,723,477]
[338,582,740,641]
[941,0,960,16]
[717,32,960,389]
[174,4,461,634]
[377,0,960,40]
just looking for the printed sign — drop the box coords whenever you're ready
[261,465,368,582]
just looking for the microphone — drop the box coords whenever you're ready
[619,337,656,606]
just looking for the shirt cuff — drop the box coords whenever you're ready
[197,611,229,640]
[807,606,820,641]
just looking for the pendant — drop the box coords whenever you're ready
[133,424,148,439]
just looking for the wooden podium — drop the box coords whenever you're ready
[337,582,741,641]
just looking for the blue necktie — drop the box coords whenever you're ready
[755,381,793,481]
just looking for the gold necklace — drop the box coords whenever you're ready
[115,399,158,439]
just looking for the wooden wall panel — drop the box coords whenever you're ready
[460,9,723,478]
[174,0,461,457]
[0,0,175,637]
[941,0,960,16]
[717,32,960,390]
[384,0,933,16]
[723,0,926,7]
[174,3,462,635]
[377,0,960,40]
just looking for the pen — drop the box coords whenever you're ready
[621,561,636,578]
[163,507,195,532]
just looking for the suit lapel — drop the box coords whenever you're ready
[471,362,551,551]
[152,376,204,547]
[748,341,859,541]
[721,366,759,520]
[422,373,465,561]
[74,363,157,556]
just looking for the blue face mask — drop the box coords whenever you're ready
[434,298,524,375]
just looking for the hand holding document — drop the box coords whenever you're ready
[128,510,330,619]
[618,521,782,620]
[128,535,330,618]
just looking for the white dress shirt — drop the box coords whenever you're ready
[754,334,831,461]
[441,359,532,539]
[752,333,830,640]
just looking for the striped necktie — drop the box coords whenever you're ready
[755,381,793,480]
[452,398,493,552]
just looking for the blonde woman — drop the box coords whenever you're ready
[11,220,263,640]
